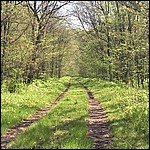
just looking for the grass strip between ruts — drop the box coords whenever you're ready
[8,80,93,149]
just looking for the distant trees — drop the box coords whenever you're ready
[1,1,70,85]
[1,1,31,83]
[1,1,149,88]
[73,1,149,88]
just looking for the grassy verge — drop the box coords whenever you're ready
[79,77,149,149]
[1,76,71,134]
[7,79,93,149]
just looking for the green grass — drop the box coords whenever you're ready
[79,77,149,149]
[1,77,71,134]
[7,79,93,149]
[2,76,149,149]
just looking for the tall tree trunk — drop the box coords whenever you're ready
[1,1,10,83]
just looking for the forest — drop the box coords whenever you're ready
[1,1,149,149]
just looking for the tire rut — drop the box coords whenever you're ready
[83,85,112,149]
[1,83,71,149]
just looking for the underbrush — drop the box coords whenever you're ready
[79,77,149,149]
[1,76,71,134]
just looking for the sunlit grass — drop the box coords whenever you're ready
[2,76,148,149]
[80,77,149,149]
[1,77,71,134]
[8,80,93,149]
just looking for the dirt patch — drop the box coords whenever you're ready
[84,86,112,149]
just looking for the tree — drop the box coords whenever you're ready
[72,1,149,87]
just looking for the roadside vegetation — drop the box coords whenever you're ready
[2,77,149,149]
[78,77,149,149]
[1,76,71,134]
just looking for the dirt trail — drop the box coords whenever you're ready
[83,85,112,149]
[1,83,71,149]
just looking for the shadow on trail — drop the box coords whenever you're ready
[11,112,90,149]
